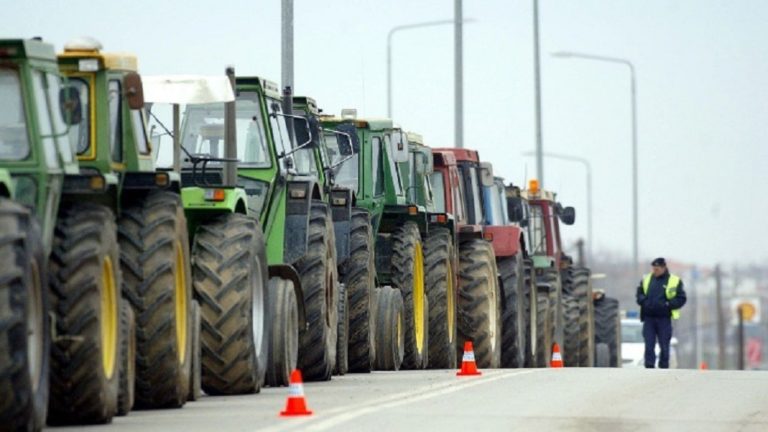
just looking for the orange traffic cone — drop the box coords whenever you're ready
[550,343,564,368]
[280,370,313,416]
[456,341,482,376]
[700,361,709,370]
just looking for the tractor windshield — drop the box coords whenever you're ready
[323,131,358,193]
[384,134,404,196]
[430,171,445,212]
[483,183,505,225]
[528,203,547,254]
[0,68,30,160]
[181,99,271,167]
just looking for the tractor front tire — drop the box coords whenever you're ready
[457,239,501,369]
[562,294,580,367]
[192,214,268,395]
[534,287,552,367]
[392,222,428,370]
[265,278,299,387]
[342,208,376,373]
[500,253,526,368]
[425,227,457,369]
[0,200,49,430]
[48,203,121,425]
[594,295,621,367]
[118,191,191,408]
[296,201,338,381]
[116,301,135,416]
[373,287,405,371]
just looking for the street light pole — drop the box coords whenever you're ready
[281,0,294,92]
[523,151,592,262]
[533,0,544,184]
[551,51,639,274]
[386,18,473,121]
[455,0,463,148]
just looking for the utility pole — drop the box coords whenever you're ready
[281,0,294,93]
[454,0,464,148]
[715,265,726,369]
[532,0,544,184]
[737,305,745,370]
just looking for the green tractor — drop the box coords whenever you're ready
[397,132,459,369]
[321,112,427,371]
[0,37,126,427]
[143,70,270,395]
[57,38,196,414]
[290,95,365,376]
[227,78,341,384]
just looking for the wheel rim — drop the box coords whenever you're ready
[100,256,118,379]
[174,241,188,364]
[26,259,43,391]
[488,264,498,353]
[446,258,455,343]
[412,241,425,354]
[251,255,264,355]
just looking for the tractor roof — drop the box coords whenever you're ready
[293,96,318,114]
[432,149,457,167]
[143,75,235,104]
[321,113,393,131]
[58,37,137,72]
[0,38,56,61]
[235,76,281,99]
[406,131,424,146]
[432,147,480,164]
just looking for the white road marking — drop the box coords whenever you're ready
[258,369,543,432]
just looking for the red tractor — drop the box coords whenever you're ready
[432,148,530,369]
[431,149,502,367]
[508,180,594,367]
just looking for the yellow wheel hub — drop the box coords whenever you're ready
[413,241,425,354]
[446,259,455,343]
[100,256,118,379]
[175,241,188,364]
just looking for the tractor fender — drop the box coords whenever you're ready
[483,225,524,258]
[283,180,314,264]
[330,188,354,264]
[268,264,307,331]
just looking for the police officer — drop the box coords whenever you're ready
[635,258,686,368]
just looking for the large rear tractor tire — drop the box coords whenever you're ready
[187,301,201,401]
[0,200,49,431]
[391,222,428,370]
[534,287,552,367]
[500,253,526,368]
[296,201,338,381]
[116,302,135,416]
[265,278,299,387]
[574,268,594,367]
[457,239,501,369]
[425,227,457,369]
[594,293,621,367]
[48,203,121,425]
[342,208,376,373]
[118,191,191,408]
[334,282,349,376]
[373,287,405,371]
[192,213,268,395]
[562,294,580,367]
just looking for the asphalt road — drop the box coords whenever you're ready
[51,368,768,432]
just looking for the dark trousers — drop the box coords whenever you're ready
[643,316,672,368]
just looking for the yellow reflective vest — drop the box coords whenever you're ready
[642,273,682,319]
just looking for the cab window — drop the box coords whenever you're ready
[430,171,445,212]
[108,80,122,162]
[384,134,403,196]
[45,73,74,164]
[0,68,29,160]
[371,136,384,196]
[31,71,58,168]
[67,78,90,155]
[132,110,150,155]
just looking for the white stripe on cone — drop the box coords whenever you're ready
[462,351,475,362]
[552,352,562,361]
[288,383,305,397]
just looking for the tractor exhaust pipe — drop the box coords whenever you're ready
[224,66,237,187]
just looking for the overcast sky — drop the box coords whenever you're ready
[4,0,767,267]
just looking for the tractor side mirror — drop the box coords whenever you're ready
[336,133,354,156]
[391,130,409,163]
[479,162,494,187]
[560,206,576,225]
[124,72,145,110]
[59,86,82,125]
[293,114,319,149]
